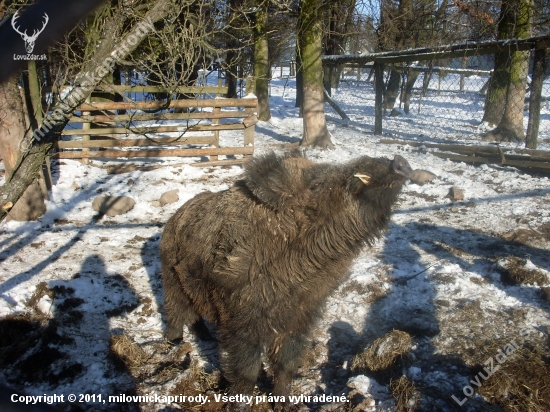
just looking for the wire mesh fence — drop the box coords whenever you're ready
[324,43,550,145]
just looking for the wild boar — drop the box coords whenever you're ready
[160,151,412,410]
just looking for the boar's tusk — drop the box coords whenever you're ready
[354,174,371,185]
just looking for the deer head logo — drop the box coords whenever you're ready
[11,11,49,54]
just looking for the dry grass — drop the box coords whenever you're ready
[351,330,412,373]
[340,280,389,304]
[170,358,222,411]
[478,344,550,412]
[26,281,53,313]
[109,334,150,372]
[499,257,549,286]
[301,341,326,372]
[390,375,421,412]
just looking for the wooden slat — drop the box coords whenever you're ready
[61,123,246,136]
[379,139,550,158]
[322,34,550,66]
[77,97,258,111]
[54,146,254,159]
[429,152,550,170]
[190,158,252,167]
[55,136,216,149]
[68,111,250,123]
[44,85,228,94]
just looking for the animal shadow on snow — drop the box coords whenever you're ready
[354,222,550,411]
[0,254,140,412]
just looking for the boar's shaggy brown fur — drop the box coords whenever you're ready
[160,151,412,410]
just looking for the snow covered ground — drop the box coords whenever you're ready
[1,75,549,412]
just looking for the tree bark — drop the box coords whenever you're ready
[0,78,46,221]
[384,68,401,111]
[0,0,173,224]
[295,44,303,115]
[253,1,271,121]
[0,76,46,221]
[483,0,532,142]
[298,0,333,148]
[482,52,509,125]
[402,69,420,114]
[374,61,384,135]
[525,47,549,149]
[482,0,516,126]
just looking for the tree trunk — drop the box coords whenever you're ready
[384,68,401,111]
[0,77,46,221]
[525,47,549,149]
[482,53,509,125]
[421,65,433,97]
[298,0,333,148]
[483,0,524,126]
[295,45,303,115]
[225,49,239,99]
[0,1,173,224]
[483,0,532,142]
[402,69,420,114]
[254,2,271,121]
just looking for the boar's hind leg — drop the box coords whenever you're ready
[161,264,201,342]
[270,334,308,411]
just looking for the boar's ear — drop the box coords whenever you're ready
[244,151,305,210]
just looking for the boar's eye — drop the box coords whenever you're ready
[309,181,322,191]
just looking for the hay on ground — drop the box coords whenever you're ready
[499,257,549,286]
[109,334,149,371]
[390,375,421,412]
[351,330,412,372]
[478,345,550,412]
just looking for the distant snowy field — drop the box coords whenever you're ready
[0,73,549,411]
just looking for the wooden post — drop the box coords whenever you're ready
[211,106,220,161]
[526,46,549,149]
[243,106,255,159]
[82,95,91,164]
[324,66,332,97]
[374,61,384,135]
[459,56,468,91]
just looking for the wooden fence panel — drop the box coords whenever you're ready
[52,86,257,166]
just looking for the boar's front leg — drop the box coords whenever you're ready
[270,333,308,411]
[221,324,263,412]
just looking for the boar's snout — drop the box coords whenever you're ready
[391,155,413,179]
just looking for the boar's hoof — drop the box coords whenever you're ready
[164,324,183,343]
